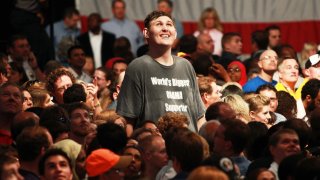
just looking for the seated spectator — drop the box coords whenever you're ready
[22,89,33,111]
[246,94,272,127]
[122,145,143,179]
[198,76,221,108]
[222,94,250,123]
[218,32,242,69]
[276,91,297,119]
[188,166,228,180]
[227,61,247,86]
[299,42,317,69]
[0,154,23,180]
[220,82,243,97]
[157,112,189,137]
[205,102,236,121]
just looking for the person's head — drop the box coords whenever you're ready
[46,69,76,104]
[246,168,276,180]
[265,25,281,48]
[227,61,247,86]
[0,82,23,116]
[112,0,126,20]
[0,62,8,86]
[268,129,300,164]
[283,118,311,149]
[304,53,320,80]
[198,7,223,32]
[122,145,142,178]
[87,13,102,33]
[8,34,30,61]
[28,85,53,108]
[294,157,320,180]
[63,83,87,104]
[213,118,250,156]
[187,166,228,180]
[113,36,132,56]
[96,122,127,154]
[170,131,204,172]
[222,32,242,55]
[112,60,128,77]
[278,58,299,86]
[22,89,33,111]
[276,91,297,119]
[38,148,73,180]
[197,33,214,54]
[86,148,132,179]
[139,135,168,170]
[301,42,317,64]
[258,49,279,74]
[8,61,27,85]
[16,126,53,162]
[199,120,221,154]
[301,79,320,112]
[205,102,237,121]
[222,94,250,123]
[276,44,298,60]
[11,111,39,141]
[192,52,214,76]
[157,112,189,137]
[143,11,176,47]
[251,30,269,52]
[220,82,243,97]
[178,34,198,54]
[66,102,92,138]
[256,84,278,112]
[63,7,80,29]
[93,67,113,91]
[0,154,23,180]
[198,76,221,108]
[67,45,86,70]
[247,94,271,126]
[157,0,173,15]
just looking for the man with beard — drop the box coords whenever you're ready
[0,82,23,145]
[243,50,278,93]
[301,79,320,122]
[66,102,93,145]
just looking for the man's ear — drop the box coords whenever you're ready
[304,68,310,77]
[143,28,149,39]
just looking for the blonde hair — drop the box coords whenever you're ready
[246,94,270,112]
[198,7,223,32]
[223,94,250,123]
[198,76,216,96]
[27,82,50,108]
[187,166,228,180]
[300,42,317,68]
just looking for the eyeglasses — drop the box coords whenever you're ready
[227,68,241,73]
[260,55,279,61]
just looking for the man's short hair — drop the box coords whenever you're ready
[112,0,126,8]
[198,76,215,96]
[67,45,85,59]
[256,84,277,94]
[157,0,173,8]
[0,82,23,101]
[63,83,87,104]
[265,25,280,36]
[8,34,28,48]
[277,57,297,72]
[220,118,250,154]
[63,7,80,18]
[221,32,241,49]
[46,69,76,93]
[65,102,91,118]
[16,126,51,161]
[301,79,320,100]
[268,128,298,147]
[144,11,172,29]
[38,148,72,176]
[251,30,269,50]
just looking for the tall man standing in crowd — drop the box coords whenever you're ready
[117,11,205,133]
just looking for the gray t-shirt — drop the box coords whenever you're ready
[116,55,205,131]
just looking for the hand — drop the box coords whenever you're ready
[210,63,231,82]
[86,83,98,98]
[28,52,39,70]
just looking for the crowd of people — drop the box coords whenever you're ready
[1,0,320,179]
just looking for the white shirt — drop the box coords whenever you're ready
[67,67,92,83]
[89,31,102,68]
[269,161,279,180]
[8,56,36,80]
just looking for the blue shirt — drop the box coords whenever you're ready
[101,18,144,56]
[46,21,80,63]
[243,76,277,93]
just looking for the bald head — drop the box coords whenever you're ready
[197,33,214,54]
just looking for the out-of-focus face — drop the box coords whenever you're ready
[270,133,300,163]
[10,39,31,60]
[259,90,278,112]
[224,36,242,55]
[258,50,278,73]
[1,161,23,180]
[157,1,172,14]
[268,29,281,48]
[149,136,168,169]
[278,59,299,84]
[203,14,215,29]
[213,125,226,155]
[52,75,73,104]
[206,82,221,107]
[42,94,54,108]
[198,34,214,53]
[42,155,73,180]
[68,48,86,69]
[257,170,275,180]
[88,15,101,32]
[113,62,127,77]
[93,70,109,91]
[143,122,160,135]
[70,108,91,137]
[0,85,22,114]
[144,16,177,47]
[227,64,242,83]
[251,105,271,125]
[22,90,33,111]
[112,1,126,20]
[64,14,80,29]
[123,147,142,177]
[305,62,320,80]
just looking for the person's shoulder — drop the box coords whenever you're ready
[102,30,116,38]
[243,76,261,91]
[128,55,153,67]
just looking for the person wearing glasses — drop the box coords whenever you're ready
[243,50,278,93]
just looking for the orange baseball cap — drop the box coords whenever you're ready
[86,148,132,177]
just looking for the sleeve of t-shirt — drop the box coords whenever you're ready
[116,68,142,119]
